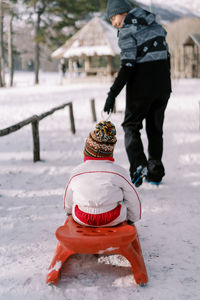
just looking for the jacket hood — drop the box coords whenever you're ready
[129,8,156,25]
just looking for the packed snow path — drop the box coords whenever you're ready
[0,73,200,300]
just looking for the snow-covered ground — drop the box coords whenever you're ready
[0,72,200,300]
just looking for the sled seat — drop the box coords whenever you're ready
[46,215,148,286]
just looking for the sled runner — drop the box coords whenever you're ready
[46,216,148,286]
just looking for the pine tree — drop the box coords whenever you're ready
[22,0,107,84]
[47,0,107,47]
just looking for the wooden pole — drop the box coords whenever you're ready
[0,101,76,163]
[0,115,37,136]
[85,56,90,74]
[196,45,199,78]
[8,11,14,87]
[69,103,76,134]
[90,98,97,122]
[31,118,40,162]
[0,102,73,137]
[34,10,42,85]
[0,0,5,87]
[113,103,116,113]
[68,58,73,78]
[39,102,71,121]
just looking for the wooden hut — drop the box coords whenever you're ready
[166,17,200,78]
[183,34,200,78]
[51,16,120,82]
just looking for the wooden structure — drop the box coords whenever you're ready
[166,17,200,78]
[0,102,75,162]
[183,34,200,78]
[51,16,120,81]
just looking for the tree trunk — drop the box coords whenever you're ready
[0,0,5,87]
[8,11,14,87]
[34,11,41,85]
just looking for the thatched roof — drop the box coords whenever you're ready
[52,16,120,59]
[184,34,200,47]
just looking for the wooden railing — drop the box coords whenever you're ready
[0,98,119,163]
[0,102,75,162]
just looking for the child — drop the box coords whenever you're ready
[104,0,171,187]
[64,121,141,227]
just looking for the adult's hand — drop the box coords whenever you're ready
[104,92,115,113]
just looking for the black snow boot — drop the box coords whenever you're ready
[146,159,165,183]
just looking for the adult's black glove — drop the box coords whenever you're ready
[104,91,115,113]
[103,65,135,114]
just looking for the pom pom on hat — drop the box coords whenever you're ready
[84,121,117,158]
[94,121,117,143]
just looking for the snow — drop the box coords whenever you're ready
[48,261,62,273]
[135,0,200,23]
[1,72,200,299]
[63,45,117,58]
[136,0,200,16]
[98,247,120,255]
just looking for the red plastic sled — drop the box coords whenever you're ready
[46,216,148,286]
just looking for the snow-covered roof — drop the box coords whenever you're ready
[135,0,200,21]
[184,33,200,47]
[51,16,120,59]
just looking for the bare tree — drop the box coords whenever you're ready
[34,2,46,84]
[8,7,14,86]
[23,0,47,85]
[0,0,5,87]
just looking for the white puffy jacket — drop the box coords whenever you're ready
[64,160,141,223]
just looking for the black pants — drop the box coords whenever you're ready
[122,93,170,178]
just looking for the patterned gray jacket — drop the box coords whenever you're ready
[108,8,171,98]
[119,8,170,67]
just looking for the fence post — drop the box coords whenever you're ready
[113,103,116,113]
[90,98,97,122]
[31,117,40,162]
[69,103,76,134]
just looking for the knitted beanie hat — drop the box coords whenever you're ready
[84,121,117,158]
[106,0,132,20]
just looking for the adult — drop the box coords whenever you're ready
[104,0,171,186]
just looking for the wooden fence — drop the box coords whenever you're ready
[0,98,118,163]
[0,102,75,162]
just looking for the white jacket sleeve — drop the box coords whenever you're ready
[64,178,73,215]
[120,170,141,223]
